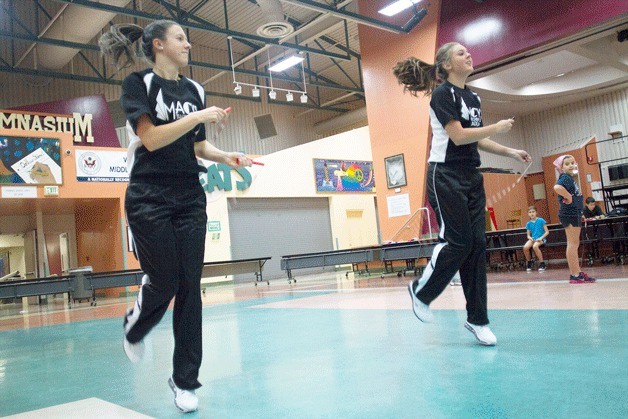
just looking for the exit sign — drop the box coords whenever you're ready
[44,185,59,196]
[207,221,221,232]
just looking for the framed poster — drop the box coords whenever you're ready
[384,154,407,189]
[313,159,375,193]
[0,136,62,185]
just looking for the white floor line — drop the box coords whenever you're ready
[259,277,628,295]
[486,277,627,286]
[261,287,398,294]
[3,398,153,419]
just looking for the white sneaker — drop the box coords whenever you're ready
[450,271,462,286]
[123,337,145,363]
[464,321,497,346]
[408,280,433,323]
[168,377,199,413]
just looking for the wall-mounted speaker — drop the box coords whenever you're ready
[253,114,278,139]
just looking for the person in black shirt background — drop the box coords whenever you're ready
[583,197,605,220]
[553,155,595,284]
[393,42,530,346]
[99,20,251,413]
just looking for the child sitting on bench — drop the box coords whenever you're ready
[523,206,549,271]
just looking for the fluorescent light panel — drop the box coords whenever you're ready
[378,0,422,17]
[269,56,304,72]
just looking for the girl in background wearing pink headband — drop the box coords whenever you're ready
[553,155,595,284]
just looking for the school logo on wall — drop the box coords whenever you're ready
[79,152,101,175]
[75,149,128,182]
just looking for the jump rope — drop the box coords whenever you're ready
[209,118,596,268]
[206,107,264,205]
[208,123,594,267]
[494,161,591,269]
[389,160,533,244]
[485,160,533,208]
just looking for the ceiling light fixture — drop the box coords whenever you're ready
[378,0,422,17]
[269,55,304,72]
[228,37,308,104]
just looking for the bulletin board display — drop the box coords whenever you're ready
[0,136,62,185]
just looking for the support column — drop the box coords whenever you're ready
[357,0,441,241]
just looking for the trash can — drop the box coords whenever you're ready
[69,266,93,304]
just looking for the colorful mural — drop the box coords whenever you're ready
[0,136,62,185]
[313,158,375,193]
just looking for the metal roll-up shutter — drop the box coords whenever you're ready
[228,197,333,281]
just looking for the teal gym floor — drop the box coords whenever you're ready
[0,265,626,418]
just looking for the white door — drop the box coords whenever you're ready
[23,230,38,278]
[59,232,70,274]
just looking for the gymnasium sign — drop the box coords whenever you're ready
[1,110,94,143]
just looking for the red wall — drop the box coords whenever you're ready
[44,233,62,276]
[524,172,550,223]
[438,0,628,68]
[483,172,528,230]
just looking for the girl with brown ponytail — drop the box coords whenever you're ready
[395,43,531,346]
[100,20,252,413]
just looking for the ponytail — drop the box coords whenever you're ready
[99,24,144,69]
[392,57,438,96]
[392,42,460,96]
[99,20,178,69]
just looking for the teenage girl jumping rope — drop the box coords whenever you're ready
[99,20,252,413]
[553,155,596,284]
[393,42,531,346]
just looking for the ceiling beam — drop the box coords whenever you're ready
[48,0,351,61]
[0,30,363,94]
[568,44,628,73]
[0,65,351,112]
[279,0,422,34]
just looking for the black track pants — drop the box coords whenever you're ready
[416,163,489,325]
[124,181,207,390]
